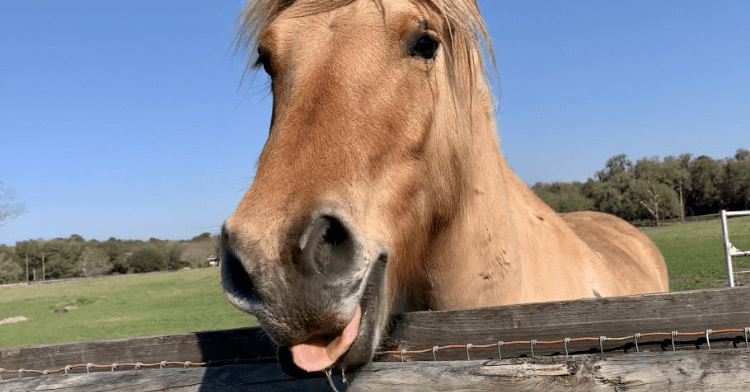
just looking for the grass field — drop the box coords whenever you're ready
[640,215,750,291]
[1,215,748,349]
[0,268,256,348]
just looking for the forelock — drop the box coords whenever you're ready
[235,0,496,98]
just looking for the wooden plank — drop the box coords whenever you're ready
[0,363,340,392]
[383,286,750,361]
[2,287,749,380]
[352,349,750,391]
[5,349,750,391]
[0,327,277,372]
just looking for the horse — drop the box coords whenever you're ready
[220,0,669,376]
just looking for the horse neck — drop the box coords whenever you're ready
[427,75,563,308]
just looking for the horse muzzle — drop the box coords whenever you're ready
[220,206,389,375]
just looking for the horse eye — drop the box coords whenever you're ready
[411,34,439,60]
[254,50,272,76]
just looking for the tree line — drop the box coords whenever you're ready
[2,149,747,283]
[0,233,219,284]
[532,148,750,225]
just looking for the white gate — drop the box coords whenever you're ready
[720,209,750,287]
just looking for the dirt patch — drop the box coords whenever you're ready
[54,306,79,314]
[0,316,28,325]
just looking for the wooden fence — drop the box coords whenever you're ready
[2,286,750,391]
[632,212,720,228]
[721,209,750,287]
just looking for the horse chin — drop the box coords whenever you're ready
[277,254,389,376]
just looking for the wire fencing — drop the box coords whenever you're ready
[378,327,750,363]
[3,327,750,381]
[0,357,279,381]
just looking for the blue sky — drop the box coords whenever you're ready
[1,0,748,245]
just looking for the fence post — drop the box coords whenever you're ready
[720,210,735,288]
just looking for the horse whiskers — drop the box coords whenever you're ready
[342,367,349,384]
[324,367,340,392]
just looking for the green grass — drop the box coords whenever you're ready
[0,268,256,348]
[2,217,748,348]
[640,215,750,291]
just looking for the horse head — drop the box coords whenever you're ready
[221,0,491,374]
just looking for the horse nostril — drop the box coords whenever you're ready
[323,217,348,247]
[300,215,357,278]
[220,227,260,308]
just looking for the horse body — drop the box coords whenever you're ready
[411,142,668,310]
[221,0,668,376]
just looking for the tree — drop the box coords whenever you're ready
[532,182,594,213]
[191,232,213,242]
[165,244,188,270]
[724,158,750,210]
[111,253,130,274]
[628,180,680,225]
[735,148,750,162]
[214,238,221,263]
[80,247,112,277]
[595,154,632,182]
[0,252,23,284]
[633,157,663,182]
[687,156,725,216]
[0,182,26,226]
[630,157,681,224]
[127,248,166,273]
[42,239,84,279]
[586,154,638,220]
[101,237,124,263]
[583,179,631,219]
[15,240,43,281]
[662,155,691,221]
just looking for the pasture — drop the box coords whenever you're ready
[0,268,256,349]
[641,214,750,291]
[1,215,748,349]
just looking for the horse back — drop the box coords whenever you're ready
[559,211,669,295]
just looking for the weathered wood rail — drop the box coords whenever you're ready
[4,350,750,391]
[383,284,750,361]
[2,286,750,391]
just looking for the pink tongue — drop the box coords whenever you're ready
[290,306,362,373]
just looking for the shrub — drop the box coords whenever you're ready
[127,248,166,273]
[80,247,113,277]
[0,253,22,284]
[165,245,188,270]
